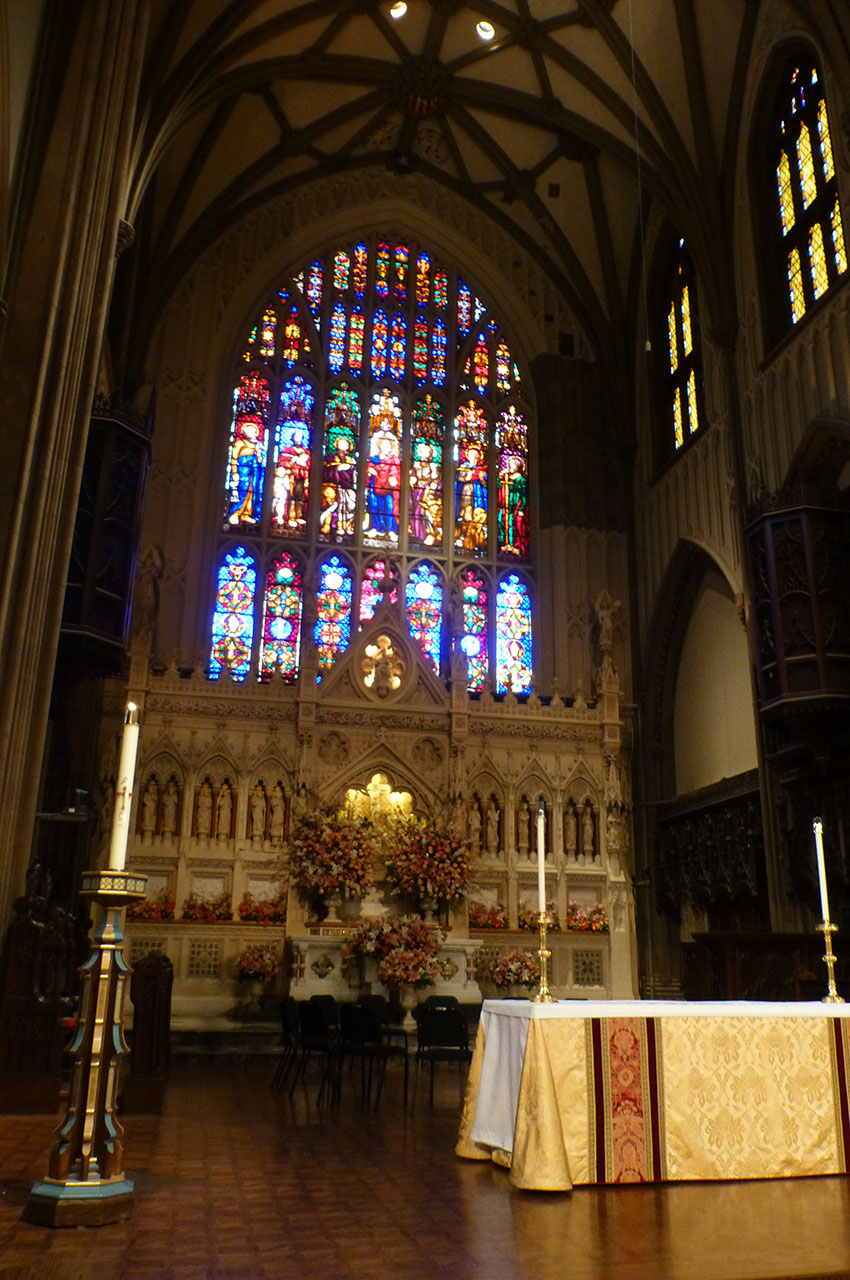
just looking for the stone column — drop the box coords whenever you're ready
[0,1,149,931]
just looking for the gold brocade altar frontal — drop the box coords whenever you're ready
[456,1000,850,1191]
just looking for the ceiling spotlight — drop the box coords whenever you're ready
[390,2,408,18]
[476,20,495,41]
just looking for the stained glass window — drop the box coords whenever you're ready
[389,314,406,381]
[458,568,488,691]
[497,407,529,559]
[329,302,346,374]
[333,250,350,292]
[416,253,430,307]
[260,308,276,358]
[360,559,398,621]
[319,384,360,543]
[431,319,446,385]
[773,57,846,330]
[454,401,489,554]
[271,377,312,536]
[663,239,702,453]
[393,244,408,302]
[406,562,442,673]
[348,307,365,375]
[314,556,353,674]
[213,234,534,687]
[210,546,256,681]
[371,310,388,379]
[260,554,302,680]
[353,243,368,297]
[409,396,443,547]
[495,574,532,694]
[225,375,270,527]
[375,242,390,297]
[364,390,402,546]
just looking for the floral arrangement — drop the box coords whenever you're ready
[343,915,444,962]
[238,893,287,925]
[383,815,471,904]
[344,915,447,990]
[235,943,280,984]
[468,900,507,929]
[288,810,374,903]
[180,893,232,922]
[518,902,561,931]
[377,946,444,990]
[566,901,609,933]
[126,889,175,922]
[480,949,540,990]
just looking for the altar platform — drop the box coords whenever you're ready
[456,999,850,1191]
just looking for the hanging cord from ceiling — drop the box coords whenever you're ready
[627,0,652,354]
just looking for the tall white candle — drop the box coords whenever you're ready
[813,818,830,924]
[536,800,546,917]
[108,702,140,872]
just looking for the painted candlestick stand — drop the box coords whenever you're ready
[23,867,147,1226]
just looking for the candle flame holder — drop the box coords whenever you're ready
[816,921,844,1004]
[532,911,558,1004]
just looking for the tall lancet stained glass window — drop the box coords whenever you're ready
[772,56,846,329]
[210,233,534,689]
[665,239,703,452]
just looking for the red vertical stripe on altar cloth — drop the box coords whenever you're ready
[590,1018,607,1183]
[831,1019,850,1171]
[645,1018,663,1181]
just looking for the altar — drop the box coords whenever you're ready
[456,999,850,1191]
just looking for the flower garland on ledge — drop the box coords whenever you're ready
[289,810,374,906]
[126,889,175,922]
[238,893,287,925]
[181,893,232,922]
[344,916,447,990]
[235,943,280,983]
[383,815,471,904]
[518,903,561,931]
[468,900,507,929]
[479,949,540,990]
[517,902,609,933]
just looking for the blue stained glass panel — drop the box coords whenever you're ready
[406,562,442,673]
[495,574,532,694]
[210,546,256,681]
[314,555,353,674]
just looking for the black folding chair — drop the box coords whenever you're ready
[290,999,340,1106]
[413,1005,471,1107]
[340,1002,409,1108]
[271,995,300,1093]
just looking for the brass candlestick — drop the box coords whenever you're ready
[816,921,844,1004]
[532,912,557,1003]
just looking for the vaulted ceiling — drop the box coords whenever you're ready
[126,1,827,370]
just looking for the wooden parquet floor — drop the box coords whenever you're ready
[0,1054,849,1280]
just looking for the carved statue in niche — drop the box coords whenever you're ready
[486,798,500,857]
[270,784,285,842]
[594,589,620,651]
[362,634,403,698]
[196,780,213,840]
[451,792,466,836]
[216,782,232,840]
[161,778,179,839]
[564,802,577,862]
[582,804,596,864]
[131,544,163,646]
[141,777,158,838]
[517,798,530,857]
[251,783,267,844]
[468,798,481,856]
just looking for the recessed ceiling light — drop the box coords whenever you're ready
[476,20,495,41]
[390,2,408,18]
